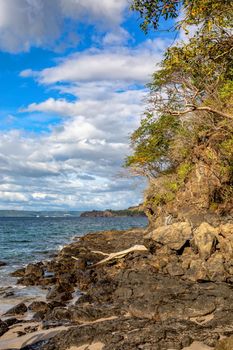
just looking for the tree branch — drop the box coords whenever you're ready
[167,105,233,120]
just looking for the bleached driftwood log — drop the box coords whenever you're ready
[92,245,148,267]
[71,245,148,267]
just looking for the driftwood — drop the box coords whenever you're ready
[91,245,148,267]
[71,245,148,267]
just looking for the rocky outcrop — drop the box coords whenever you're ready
[4,222,233,350]
[145,221,233,282]
[144,157,233,228]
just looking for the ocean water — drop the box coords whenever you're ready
[0,216,148,288]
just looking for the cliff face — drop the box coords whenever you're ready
[144,153,233,228]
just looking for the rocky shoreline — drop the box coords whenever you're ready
[1,221,233,349]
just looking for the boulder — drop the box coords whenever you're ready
[217,223,233,258]
[4,302,27,316]
[28,301,50,313]
[46,285,73,303]
[0,261,7,267]
[145,222,192,251]
[25,262,44,278]
[193,222,218,260]
[45,307,72,321]
[206,252,227,282]
[185,258,208,282]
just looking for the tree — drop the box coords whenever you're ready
[131,0,232,32]
[126,0,233,221]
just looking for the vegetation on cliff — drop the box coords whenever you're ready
[126,0,233,222]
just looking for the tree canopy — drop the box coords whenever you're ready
[126,0,233,217]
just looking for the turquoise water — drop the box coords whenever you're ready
[0,216,148,288]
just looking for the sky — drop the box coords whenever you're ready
[0,0,176,211]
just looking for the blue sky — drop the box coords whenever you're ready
[0,0,176,210]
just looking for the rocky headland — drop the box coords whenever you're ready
[1,217,233,349]
[80,207,146,218]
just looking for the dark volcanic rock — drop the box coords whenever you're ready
[14,223,233,350]
[0,319,9,336]
[4,317,20,327]
[25,262,44,278]
[46,285,73,303]
[28,301,50,314]
[4,302,27,316]
[0,261,7,267]
[44,307,72,322]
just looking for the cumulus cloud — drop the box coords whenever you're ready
[0,126,145,210]
[0,0,128,52]
[0,0,172,210]
[10,38,171,210]
[22,40,166,84]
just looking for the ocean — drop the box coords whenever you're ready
[0,216,148,290]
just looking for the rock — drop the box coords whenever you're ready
[184,296,216,318]
[25,263,44,278]
[4,318,20,327]
[166,262,184,276]
[3,291,15,298]
[0,319,9,336]
[217,223,233,258]
[46,285,73,303]
[10,267,25,277]
[215,336,233,350]
[0,261,7,267]
[75,293,93,305]
[207,252,227,282]
[180,247,198,270]
[45,307,72,321]
[33,311,47,321]
[28,301,50,313]
[186,258,208,281]
[193,222,218,260]
[219,223,233,239]
[4,302,27,316]
[145,222,192,251]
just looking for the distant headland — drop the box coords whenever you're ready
[80,206,146,218]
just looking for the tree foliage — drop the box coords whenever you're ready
[126,0,233,214]
[131,0,232,32]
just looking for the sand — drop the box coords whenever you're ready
[0,322,71,350]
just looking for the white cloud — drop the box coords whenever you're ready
[11,38,171,210]
[0,0,128,52]
[0,125,145,210]
[27,44,163,84]
[60,0,127,25]
[102,28,130,46]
